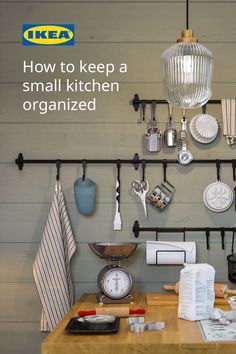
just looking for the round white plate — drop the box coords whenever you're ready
[203,181,233,212]
[190,114,218,144]
[195,114,218,138]
[190,117,217,144]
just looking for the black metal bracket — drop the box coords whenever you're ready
[132,94,221,112]
[133,220,236,250]
[15,153,236,171]
[16,153,24,171]
[132,153,140,170]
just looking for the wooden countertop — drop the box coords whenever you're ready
[42,293,236,354]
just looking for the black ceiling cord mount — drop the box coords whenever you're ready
[132,94,222,113]
[15,152,235,171]
[132,220,235,250]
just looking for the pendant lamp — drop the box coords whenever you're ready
[162,0,213,108]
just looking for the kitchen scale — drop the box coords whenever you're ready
[89,242,140,304]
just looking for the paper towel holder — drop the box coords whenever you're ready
[133,220,236,250]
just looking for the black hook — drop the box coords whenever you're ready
[141,101,146,122]
[163,159,167,182]
[216,159,221,181]
[183,228,186,242]
[116,159,121,174]
[151,100,157,123]
[220,228,225,250]
[56,160,61,181]
[82,159,87,181]
[155,229,158,241]
[141,159,146,181]
[206,228,210,250]
[232,160,236,181]
[231,228,235,254]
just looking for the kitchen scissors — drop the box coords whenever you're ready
[132,179,149,218]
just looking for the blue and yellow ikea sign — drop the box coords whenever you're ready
[22,24,74,46]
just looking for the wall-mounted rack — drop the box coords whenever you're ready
[133,220,235,250]
[132,94,221,112]
[15,153,236,171]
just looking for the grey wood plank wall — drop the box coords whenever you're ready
[1,1,236,353]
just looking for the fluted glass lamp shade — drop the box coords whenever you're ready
[162,31,213,108]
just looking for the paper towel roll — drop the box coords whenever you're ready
[146,241,196,265]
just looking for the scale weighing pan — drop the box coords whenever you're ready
[89,242,140,261]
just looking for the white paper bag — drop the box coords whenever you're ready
[178,263,215,321]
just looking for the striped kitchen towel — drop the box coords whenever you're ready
[33,180,76,332]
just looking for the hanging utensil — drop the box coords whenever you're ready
[227,99,233,145]
[132,161,149,218]
[147,160,175,211]
[203,160,233,213]
[164,104,177,147]
[145,101,162,152]
[113,161,122,230]
[177,110,193,165]
[74,160,97,216]
[132,180,149,218]
[230,99,235,144]
[190,104,219,144]
[221,99,235,146]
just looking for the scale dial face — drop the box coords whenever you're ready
[98,266,132,300]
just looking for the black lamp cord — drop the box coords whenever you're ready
[186,0,189,29]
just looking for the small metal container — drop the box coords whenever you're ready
[164,122,177,147]
[146,127,162,152]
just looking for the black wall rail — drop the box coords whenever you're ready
[132,93,221,112]
[15,153,236,171]
[132,220,236,250]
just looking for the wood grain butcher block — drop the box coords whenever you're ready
[146,293,228,306]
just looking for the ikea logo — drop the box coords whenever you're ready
[22,24,74,46]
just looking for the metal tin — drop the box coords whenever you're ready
[164,122,177,147]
